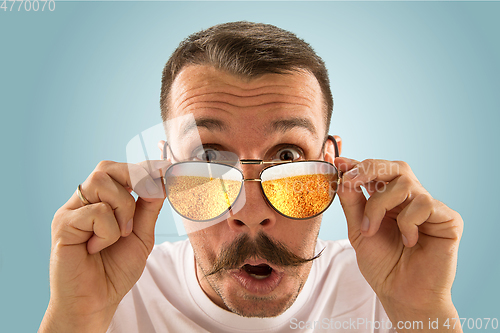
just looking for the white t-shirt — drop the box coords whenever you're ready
[108,239,395,332]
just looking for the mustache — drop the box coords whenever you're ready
[205,232,324,277]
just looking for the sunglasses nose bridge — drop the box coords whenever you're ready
[238,163,268,209]
[238,160,265,181]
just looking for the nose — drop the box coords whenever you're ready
[227,164,277,235]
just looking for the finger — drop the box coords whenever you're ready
[121,161,169,199]
[334,157,368,243]
[65,160,169,248]
[396,194,430,247]
[94,161,166,199]
[136,159,170,181]
[342,159,417,188]
[364,180,389,197]
[66,161,170,212]
[87,207,122,254]
[54,203,121,254]
[127,166,167,252]
[130,197,165,252]
[76,175,136,237]
[335,156,359,174]
[362,174,421,237]
[397,194,462,247]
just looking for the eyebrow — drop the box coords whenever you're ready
[182,117,229,136]
[180,116,317,138]
[270,117,317,138]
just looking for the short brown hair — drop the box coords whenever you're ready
[160,21,333,136]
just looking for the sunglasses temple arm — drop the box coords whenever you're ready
[328,135,340,158]
[163,142,168,160]
[327,135,343,183]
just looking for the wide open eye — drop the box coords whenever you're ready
[195,148,218,162]
[273,146,303,161]
[191,147,231,162]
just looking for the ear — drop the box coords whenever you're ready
[324,135,342,164]
[158,140,168,160]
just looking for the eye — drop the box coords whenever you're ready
[192,147,221,162]
[273,146,303,161]
[190,146,239,163]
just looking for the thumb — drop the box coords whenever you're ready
[335,157,368,243]
[131,197,164,252]
[130,161,167,251]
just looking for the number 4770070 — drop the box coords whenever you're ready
[1,0,55,12]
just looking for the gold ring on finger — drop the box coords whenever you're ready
[77,184,91,206]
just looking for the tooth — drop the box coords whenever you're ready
[249,273,271,280]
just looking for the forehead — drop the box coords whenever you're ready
[166,65,326,147]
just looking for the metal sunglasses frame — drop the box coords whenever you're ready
[162,135,341,221]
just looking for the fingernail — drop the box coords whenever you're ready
[402,234,408,247]
[126,219,133,234]
[145,178,160,195]
[361,216,370,232]
[344,167,359,180]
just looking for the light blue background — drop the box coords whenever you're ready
[1,1,499,331]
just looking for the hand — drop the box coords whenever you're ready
[40,160,169,333]
[335,157,463,332]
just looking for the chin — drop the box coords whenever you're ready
[213,270,304,318]
[228,297,297,318]
[224,289,299,318]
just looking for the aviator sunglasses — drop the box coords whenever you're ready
[163,136,341,222]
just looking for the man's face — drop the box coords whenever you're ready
[167,64,335,317]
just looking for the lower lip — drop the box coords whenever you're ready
[229,268,283,295]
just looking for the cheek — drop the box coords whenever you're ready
[273,216,322,256]
[186,221,234,266]
[183,218,223,235]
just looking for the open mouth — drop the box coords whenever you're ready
[229,261,283,295]
[242,263,273,279]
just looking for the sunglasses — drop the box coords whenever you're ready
[163,137,341,222]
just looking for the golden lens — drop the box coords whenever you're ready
[166,161,337,221]
[262,173,335,219]
[167,176,241,221]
